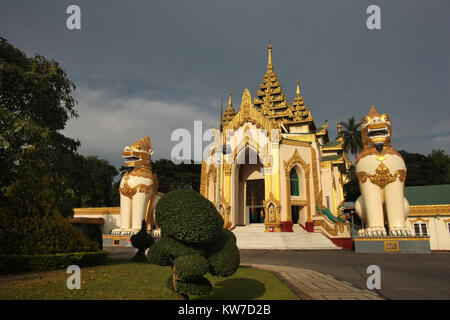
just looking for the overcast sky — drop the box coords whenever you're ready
[1,0,449,170]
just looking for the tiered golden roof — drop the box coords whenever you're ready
[253,42,292,121]
[221,92,236,126]
[286,79,314,125]
[252,43,315,129]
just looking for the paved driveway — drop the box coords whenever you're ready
[105,247,450,299]
[240,250,450,300]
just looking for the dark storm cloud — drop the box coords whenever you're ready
[1,0,449,167]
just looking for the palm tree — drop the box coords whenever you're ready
[337,117,363,157]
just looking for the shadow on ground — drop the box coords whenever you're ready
[204,278,266,300]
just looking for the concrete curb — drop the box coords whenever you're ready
[242,263,384,300]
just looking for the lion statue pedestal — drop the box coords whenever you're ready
[353,106,430,253]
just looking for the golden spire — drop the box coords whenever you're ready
[222,91,236,126]
[267,41,273,70]
[296,79,300,95]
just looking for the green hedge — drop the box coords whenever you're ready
[0,250,108,274]
[0,210,99,255]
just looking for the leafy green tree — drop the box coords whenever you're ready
[0,37,79,215]
[343,165,360,202]
[399,149,450,186]
[72,155,119,208]
[428,149,450,184]
[337,117,363,157]
[0,37,99,254]
[152,159,201,193]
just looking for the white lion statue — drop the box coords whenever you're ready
[112,136,160,235]
[355,106,410,237]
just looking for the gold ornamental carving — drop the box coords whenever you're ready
[409,218,429,225]
[206,165,218,203]
[314,220,338,236]
[310,147,320,212]
[207,165,218,183]
[119,176,153,199]
[356,163,407,187]
[280,138,311,147]
[409,205,450,216]
[224,163,232,175]
[219,196,232,229]
[283,149,310,178]
[200,161,207,197]
[222,88,281,139]
[129,167,154,179]
[263,193,281,232]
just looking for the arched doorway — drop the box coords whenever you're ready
[232,147,265,226]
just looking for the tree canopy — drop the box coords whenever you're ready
[337,117,363,157]
[0,38,118,254]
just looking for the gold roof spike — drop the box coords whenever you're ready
[221,91,236,126]
[253,42,289,118]
[249,44,317,130]
[290,78,309,123]
[267,41,273,70]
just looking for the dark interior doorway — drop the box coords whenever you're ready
[291,205,300,224]
[246,179,265,223]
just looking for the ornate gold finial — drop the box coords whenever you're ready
[337,116,342,134]
[267,41,273,70]
[242,88,252,107]
[228,91,232,107]
[369,105,380,118]
[296,79,300,95]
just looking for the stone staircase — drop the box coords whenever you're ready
[232,224,341,250]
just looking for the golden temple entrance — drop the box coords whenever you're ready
[233,147,266,225]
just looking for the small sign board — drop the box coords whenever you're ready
[384,241,399,252]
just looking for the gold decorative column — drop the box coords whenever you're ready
[224,163,232,204]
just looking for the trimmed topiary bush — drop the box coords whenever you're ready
[156,189,223,243]
[166,275,212,298]
[207,229,240,277]
[146,241,171,266]
[174,254,209,280]
[130,220,154,262]
[147,189,240,299]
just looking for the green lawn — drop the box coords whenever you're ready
[0,258,299,300]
